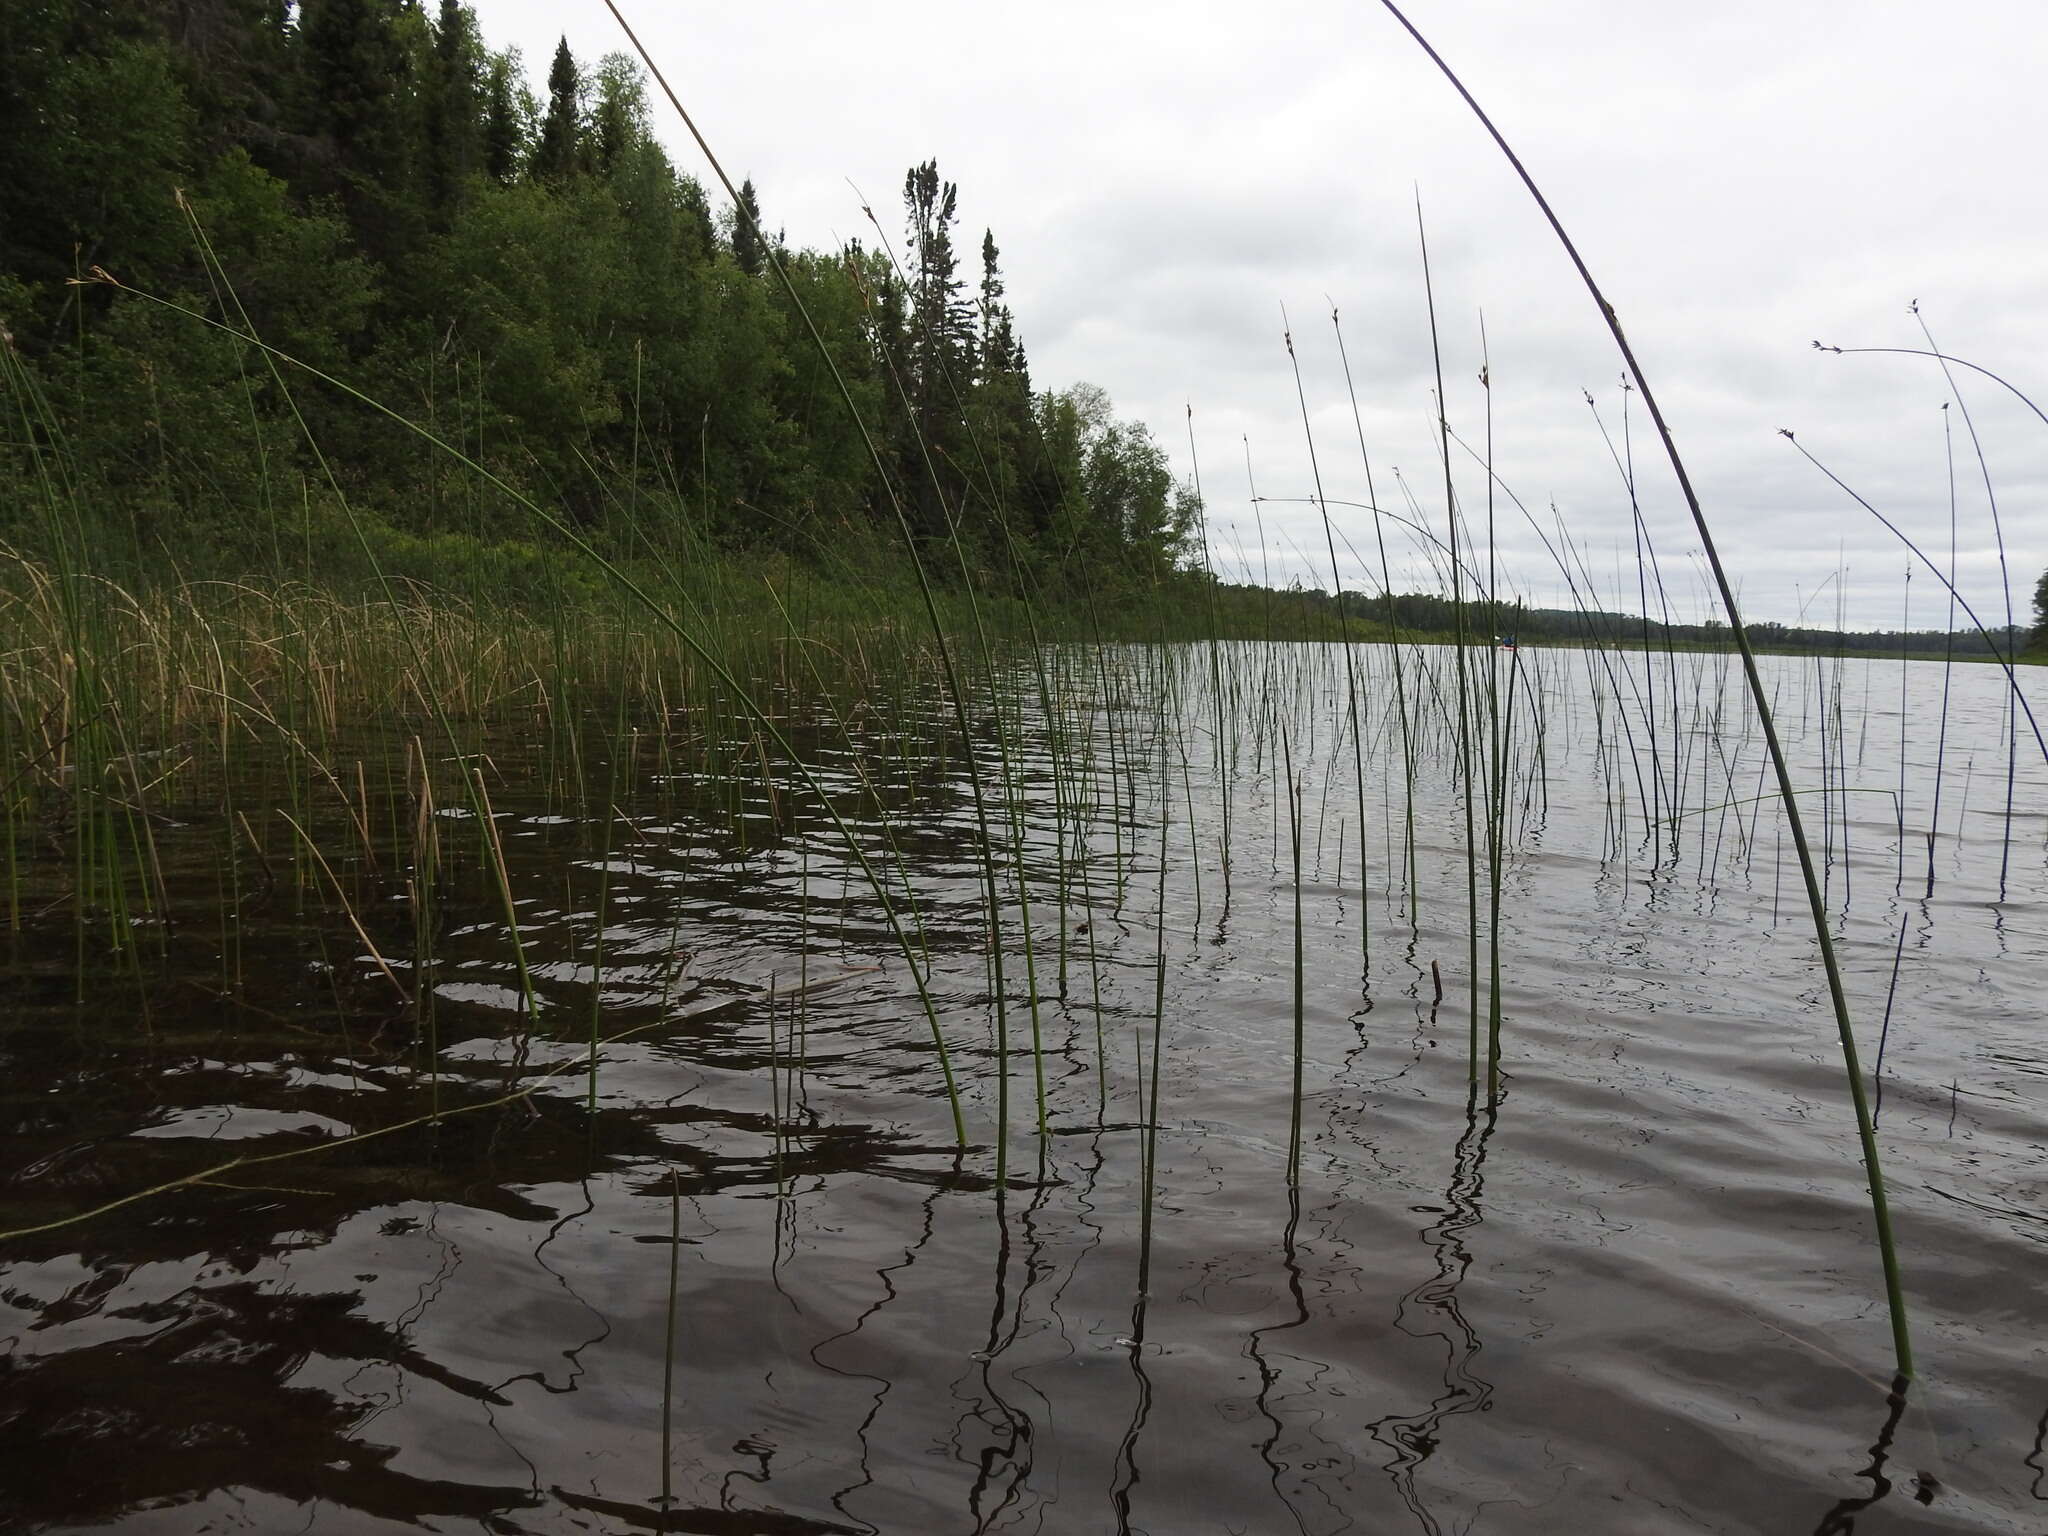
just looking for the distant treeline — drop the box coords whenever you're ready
[1,1,1193,597]
[1199,583,2042,658]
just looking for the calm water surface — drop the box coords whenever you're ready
[2,643,2044,1534]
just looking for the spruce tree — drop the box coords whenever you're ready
[904,161,970,373]
[732,178,765,275]
[531,37,582,182]
[294,0,412,213]
[424,0,481,216]
[977,228,1019,383]
[901,160,973,539]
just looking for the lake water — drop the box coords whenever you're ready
[3,642,2045,1534]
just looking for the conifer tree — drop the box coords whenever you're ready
[901,160,974,539]
[732,179,766,276]
[977,228,1018,383]
[480,52,522,183]
[531,37,582,181]
[424,0,481,216]
[904,161,970,378]
[295,0,412,218]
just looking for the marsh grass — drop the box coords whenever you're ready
[9,6,2044,1424]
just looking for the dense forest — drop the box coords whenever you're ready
[0,0,1197,599]
[4,1,2044,653]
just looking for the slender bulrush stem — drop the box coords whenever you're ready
[1283,312,1371,982]
[1927,405,1958,894]
[1911,315,2017,893]
[1378,0,1912,1376]
[1414,199,1483,1083]
[1332,311,1422,929]
[1282,731,1306,1186]
[1188,411,1237,897]
[1136,715,1170,1304]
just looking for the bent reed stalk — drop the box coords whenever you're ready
[1374,0,1913,1378]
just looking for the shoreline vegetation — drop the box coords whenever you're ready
[4,5,1199,615]
[4,5,2048,1516]
[7,5,2041,670]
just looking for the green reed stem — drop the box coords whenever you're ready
[1414,200,1483,1083]
[1378,0,1912,1376]
[1283,732,1305,1187]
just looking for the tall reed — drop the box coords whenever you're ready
[1375,0,1914,1376]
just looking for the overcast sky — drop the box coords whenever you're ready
[481,0,2048,629]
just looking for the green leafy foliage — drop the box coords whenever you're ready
[0,4,1192,605]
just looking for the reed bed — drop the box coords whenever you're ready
[3,8,2046,1528]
